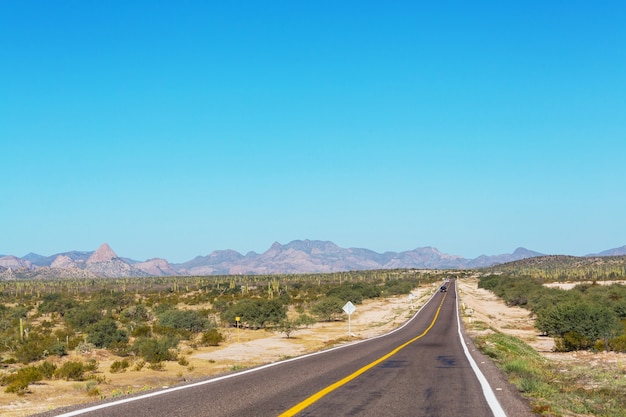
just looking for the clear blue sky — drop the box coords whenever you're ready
[2,1,625,262]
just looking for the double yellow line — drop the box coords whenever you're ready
[279,292,448,416]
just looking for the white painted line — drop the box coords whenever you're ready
[455,281,507,417]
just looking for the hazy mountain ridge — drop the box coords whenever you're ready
[1,240,624,279]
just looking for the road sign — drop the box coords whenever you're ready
[343,301,356,315]
[343,301,356,337]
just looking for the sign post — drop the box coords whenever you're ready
[235,316,241,343]
[342,301,356,337]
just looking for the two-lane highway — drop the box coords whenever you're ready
[45,281,508,417]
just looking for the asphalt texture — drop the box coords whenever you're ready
[41,281,536,417]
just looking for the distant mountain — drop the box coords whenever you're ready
[171,240,543,275]
[23,250,92,267]
[0,255,34,270]
[464,247,545,268]
[0,240,623,279]
[174,249,248,275]
[480,253,626,280]
[587,245,626,257]
[81,244,147,278]
[134,258,178,276]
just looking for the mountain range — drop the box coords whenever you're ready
[1,240,625,279]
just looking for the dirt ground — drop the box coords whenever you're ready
[3,279,624,416]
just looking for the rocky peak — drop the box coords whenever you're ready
[87,243,118,264]
[51,255,76,268]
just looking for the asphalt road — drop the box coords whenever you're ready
[44,281,534,417]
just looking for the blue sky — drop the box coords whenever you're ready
[2,1,625,262]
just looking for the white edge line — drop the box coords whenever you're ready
[455,280,507,417]
[54,285,442,416]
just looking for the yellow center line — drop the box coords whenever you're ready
[278,292,448,417]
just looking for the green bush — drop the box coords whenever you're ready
[64,307,103,330]
[609,335,626,352]
[2,366,42,394]
[157,309,211,333]
[131,324,152,338]
[14,332,65,364]
[120,304,150,323]
[537,301,622,351]
[55,361,87,381]
[326,286,363,304]
[38,361,57,378]
[383,280,413,296]
[86,319,128,348]
[221,299,287,329]
[131,337,177,364]
[311,296,344,322]
[38,294,76,316]
[110,359,130,373]
[200,328,224,346]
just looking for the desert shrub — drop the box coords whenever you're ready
[75,341,96,354]
[2,366,42,394]
[326,286,363,304]
[555,331,593,352]
[38,361,57,378]
[84,359,98,372]
[276,319,302,339]
[200,328,224,346]
[133,360,145,371]
[157,309,212,333]
[54,328,80,351]
[311,296,344,322]
[148,362,165,371]
[90,291,132,314]
[55,361,87,381]
[48,340,68,357]
[14,332,65,364]
[38,294,76,316]
[14,339,46,364]
[65,307,103,331]
[131,337,178,364]
[609,335,626,352]
[86,318,128,348]
[109,359,130,373]
[296,313,316,327]
[536,301,622,351]
[383,280,413,296]
[221,299,287,329]
[120,304,150,323]
[131,324,152,338]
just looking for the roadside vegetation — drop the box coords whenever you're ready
[475,332,626,416]
[0,270,441,396]
[474,256,626,416]
[478,275,626,352]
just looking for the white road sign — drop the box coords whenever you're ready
[343,301,356,315]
